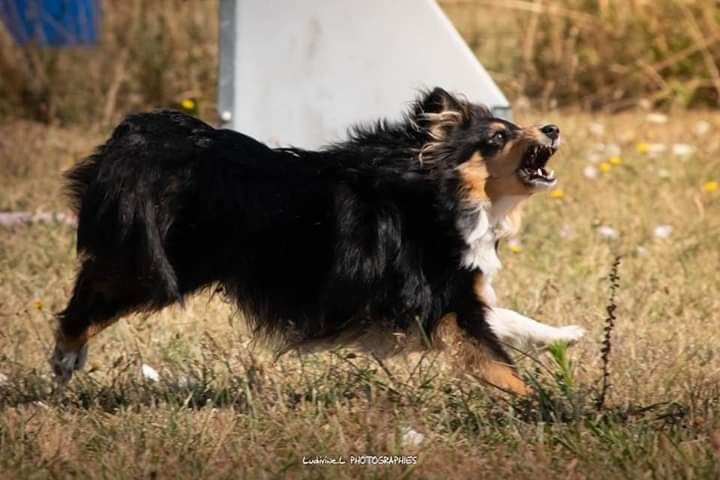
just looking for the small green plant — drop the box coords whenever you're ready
[547,341,574,396]
[513,340,586,424]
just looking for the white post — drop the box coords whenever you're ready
[218,0,511,148]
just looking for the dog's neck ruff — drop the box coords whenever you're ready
[459,195,526,305]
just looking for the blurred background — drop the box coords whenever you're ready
[2,3,720,477]
[1,0,719,128]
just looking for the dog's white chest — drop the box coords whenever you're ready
[460,209,501,305]
[461,219,501,276]
[460,197,523,306]
[462,239,500,306]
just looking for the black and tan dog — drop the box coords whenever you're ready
[51,88,583,394]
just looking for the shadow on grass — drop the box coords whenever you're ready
[0,350,703,440]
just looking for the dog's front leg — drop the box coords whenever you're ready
[486,307,585,352]
[439,273,530,396]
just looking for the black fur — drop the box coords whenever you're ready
[59,88,513,365]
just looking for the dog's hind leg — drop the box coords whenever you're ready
[50,258,155,384]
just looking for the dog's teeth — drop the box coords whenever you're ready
[547,169,554,178]
[537,168,542,176]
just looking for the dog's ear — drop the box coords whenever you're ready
[419,87,464,116]
[412,87,468,141]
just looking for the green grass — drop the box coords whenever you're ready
[1,111,720,478]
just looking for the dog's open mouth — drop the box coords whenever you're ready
[517,144,557,188]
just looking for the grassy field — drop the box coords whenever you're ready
[1,110,720,479]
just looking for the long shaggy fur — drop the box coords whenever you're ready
[53,88,562,391]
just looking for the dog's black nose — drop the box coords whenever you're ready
[541,124,560,140]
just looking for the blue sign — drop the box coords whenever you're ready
[0,0,100,46]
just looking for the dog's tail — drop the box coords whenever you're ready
[64,113,189,304]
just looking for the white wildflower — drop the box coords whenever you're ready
[646,144,667,156]
[400,427,424,447]
[694,120,710,136]
[672,144,694,157]
[646,113,668,124]
[653,225,672,239]
[583,165,598,179]
[597,226,618,239]
[142,363,160,382]
[589,122,605,136]
[586,152,603,164]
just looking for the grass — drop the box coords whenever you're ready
[2,110,720,478]
[0,0,218,126]
[442,0,720,110]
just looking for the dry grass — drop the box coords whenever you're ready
[0,0,218,126]
[3,0,720,129]
[442,0,720,110]
[2,2,720,477]
[2,109,720,478]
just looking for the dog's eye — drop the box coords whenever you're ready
[493,131,506,143]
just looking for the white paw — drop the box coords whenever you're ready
[554,325,586,345]
[49,343,88,384]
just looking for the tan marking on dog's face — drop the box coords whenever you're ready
[483,125,546,198]
[456,153,490,203]
[433,313,530,396]
[457,124,557,206]
[488,121,507,132]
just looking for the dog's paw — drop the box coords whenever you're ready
[554,325,586,345]
[49,343,88,385]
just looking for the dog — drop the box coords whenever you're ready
[51,87,583,394]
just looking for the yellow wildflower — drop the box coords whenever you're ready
[703,180,718,193]
[32,298,44,310]
[636,143,650,154]
[507,238,523,253]
[609,155,622,165]
[599,162,612,173]
[549,189,564,199]
[180,98,196,111]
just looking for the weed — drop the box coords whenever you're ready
[596,255,621,411]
